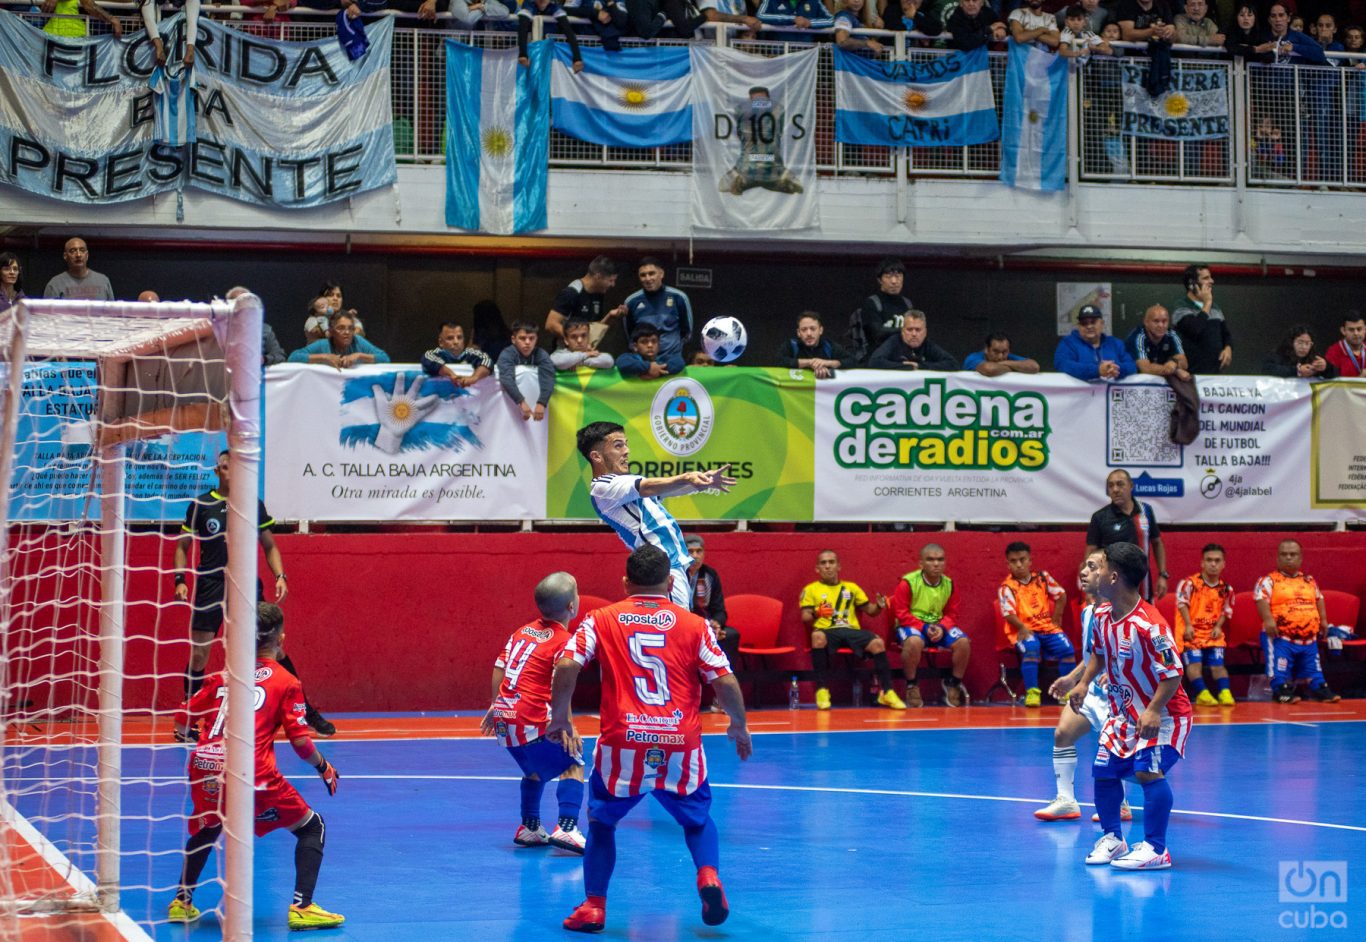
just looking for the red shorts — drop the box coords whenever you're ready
[188,762,311,838]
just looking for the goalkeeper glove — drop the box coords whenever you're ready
[317,759,339,796]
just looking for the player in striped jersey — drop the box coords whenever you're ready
[547,546,751,933]
[1064,543,1193,871]
[1036,552,1131,823]
[1175,543,1236,706]
[480,572,586,854]
[577,422,736,608]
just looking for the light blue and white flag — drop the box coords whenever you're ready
[551,44,692,148]
[1121,64,1229,140]
[999,41,1069,191]
[833,46,998,147]
[445,41,550,235]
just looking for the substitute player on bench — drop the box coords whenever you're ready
[1175,543,1236,706]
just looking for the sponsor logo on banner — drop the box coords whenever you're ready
[650,379,714,456]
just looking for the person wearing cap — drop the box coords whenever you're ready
[1054,305,1137,381]
[849,257,915,366]
[686,534,741,711]
[616,324,683,380]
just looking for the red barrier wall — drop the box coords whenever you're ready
[50,529,1356,714]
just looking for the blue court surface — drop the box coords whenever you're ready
[16,712,1366,941]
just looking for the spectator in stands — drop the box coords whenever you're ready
[928,0,1007,50]
[1254,539,1340,703]
[1252,112,1288,175]
[1054,305,1136,381]
[313,281,364,336]
[519,0,583,72]
[626,0,704,38]
[623,257,693,368]
[303,298,331,346]
[999,541,1072,708]
[1266,3,1329,63]
[699,0,763,34]
[567,0,629,50]
[1173,0,1223,45]
[888,0,936,33]
[138,290,161,303]
[1290,13,1303,33]
[834,0,885,52]
[1056,0,1105,34]
[800,550,905,711]
[43,0,122,37]
[545,256,625,344]
[496,320,555,421]
[1305,14,1345,178]
[224,286,286,368]
[551,318,615,371]
[141,0,198,65]
[868,310,959,371]
[1085,468,1168,600]
[617,324,682,379]
[685,534,740,711]
[0,252,25,310]
[287,310,389,368]
[1325,310,1366,377]
[1058,4,1113,61]
[1009,0,1061,48]
[449,0,512,29]
[691,350,716,366]
[756,0,834,30]
[1175,543,1236,707]
[963,332,1041,375]
[1262,325,1338,379]
[776,312,850,378]
[1224,3,1275,61]
[1117,0,1175,44]
[892,543,971,707]
[422,321,494,386]
[43,238,115,301]
[1344,24,1365,64]
[849,258,915,365]
[1170,264,1233,373]
[1125,304,1190,380]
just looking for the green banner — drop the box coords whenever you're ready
[547,367,814,520]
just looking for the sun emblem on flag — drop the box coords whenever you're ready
[482,126,512,158]
[902,89,928,111]
[1164,93,1190,118]
[1027,110,1041,124]
[620,83,650,108]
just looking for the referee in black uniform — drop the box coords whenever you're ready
[1084,468,1170,602]
[173,449,334,736]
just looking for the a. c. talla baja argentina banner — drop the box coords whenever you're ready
[546,367,815,520]
[264,364,546,521]
[815,371,1363,523]
[0,12,394,206]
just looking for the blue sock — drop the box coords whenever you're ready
[1190,676,1207,695]
[1094,777,1125,838]
[1141,776,1174,854]
[1018,637,1040,688]
[1215,676,1230,693]
[1059,660,1076,678]
[682,817,720,871]
[1021,658,1040,690]
[583,821,617,898]
[556,777,584,829]
[519,777,546,828]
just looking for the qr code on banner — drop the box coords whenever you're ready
[1107,385,1182,467]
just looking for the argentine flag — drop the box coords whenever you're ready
[551,45,692,148]
[833,46,997,148]
[999,41,1068,191]
[445,41,550,235]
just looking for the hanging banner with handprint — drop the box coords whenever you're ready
[263,364,546,520]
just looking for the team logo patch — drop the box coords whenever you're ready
[643,747,667,769]
[200,777,221,796]
[619,610,678,630]
[495,720,508,739]
[206,518,222,535]
[1113,684,1135,712]
[254,665,274,682]
[523,627,554,642]
[256,807,280,822]
[650,379,714,457]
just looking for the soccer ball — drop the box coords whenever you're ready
[700,316,747,364]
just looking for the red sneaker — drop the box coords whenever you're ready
[562,896,606,933]
[696,867,729,926]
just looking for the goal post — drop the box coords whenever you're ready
[0,295,262,940]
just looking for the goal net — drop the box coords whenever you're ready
[0,296,263,940]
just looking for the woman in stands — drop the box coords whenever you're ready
[1262,325,1338,379]
[0,253,24,311]
[1224,4,1275,62]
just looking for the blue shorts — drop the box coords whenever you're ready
[507,737,581,781]
[587,771,713,829]
[1016,631,1075,661]
[897,624,967,648]
[1093,744,1182,781]
[1184,645,1225,667]
[1272,637,1325,687]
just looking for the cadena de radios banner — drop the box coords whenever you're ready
[0,12,395,207]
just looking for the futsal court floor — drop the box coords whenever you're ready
[9,700,1366,942]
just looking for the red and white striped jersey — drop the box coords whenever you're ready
[1093,600,1193,758]
[491,617,571,746]
[565,594,732,797]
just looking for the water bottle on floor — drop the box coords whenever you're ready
[852,678,863,706]
[789,675,800,710]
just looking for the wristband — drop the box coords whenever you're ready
[174,574,186,586]
[1158,571,1169,579]
[275,572,287,580]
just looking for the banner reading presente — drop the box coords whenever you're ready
[1122,63,1230,140]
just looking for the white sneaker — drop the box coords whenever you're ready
[1034,796,1082,821]
[1110,841,1172,870]
[1085,833,1129,865]
[513,824,550,847]
[548,826,586,854]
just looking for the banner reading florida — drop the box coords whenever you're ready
[547,367,814,520]
[0,12,395,206]
[264,364,546,521]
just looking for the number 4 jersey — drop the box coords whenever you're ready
[491,617,572,746]
[566,594,732,798]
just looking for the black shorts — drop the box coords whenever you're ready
[189,577,264,636]
[818,626,879,658]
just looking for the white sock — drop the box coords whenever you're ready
[1053,745,1078,802]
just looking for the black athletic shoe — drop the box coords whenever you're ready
[173,723,199,744]
[306,706,337,737]
[1311,685,1342,703]
[1274,683,1300,704]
